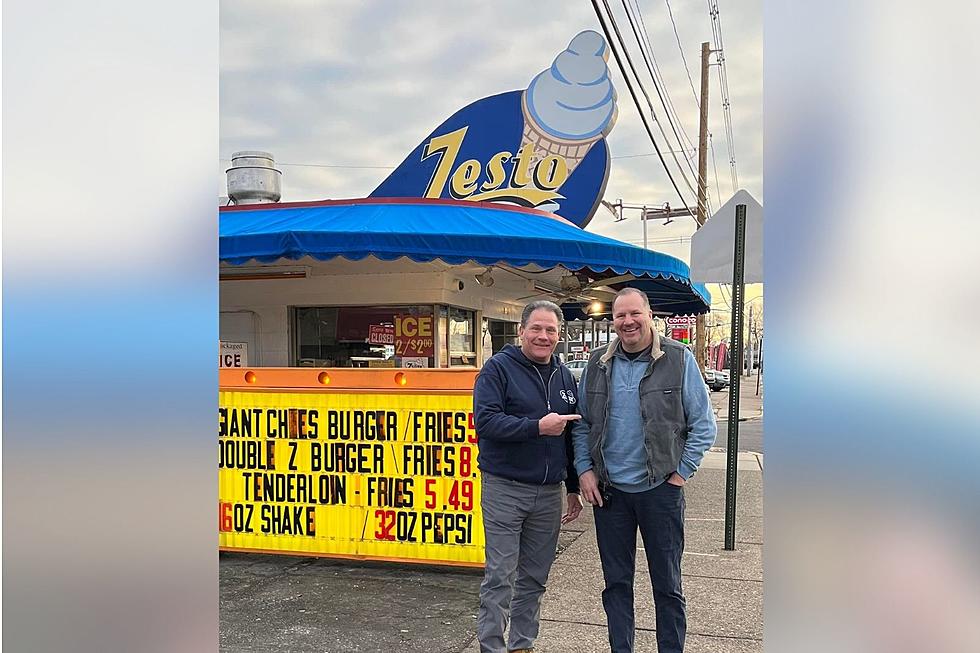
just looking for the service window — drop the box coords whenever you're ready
[448,306,476,367]
[293,305,434,368]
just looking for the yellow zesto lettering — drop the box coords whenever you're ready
[480,152,510,192]
[422,127,468,199]
[533,155,569,191]
[510,143,536,188]
[421,128,572,207]
[449,159,481,199]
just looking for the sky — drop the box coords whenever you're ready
[220,0,762,309]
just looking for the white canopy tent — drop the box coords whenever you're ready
[690,189,763,283]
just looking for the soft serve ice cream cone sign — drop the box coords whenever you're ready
[371,31,618,228]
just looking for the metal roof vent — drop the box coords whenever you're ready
[226,151,282,204]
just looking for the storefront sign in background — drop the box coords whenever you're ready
[666,316,695,329]
[669,327,691,344]
[666,316,694,344]
[219,389,483,566]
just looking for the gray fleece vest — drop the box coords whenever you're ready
[584,336,688,486]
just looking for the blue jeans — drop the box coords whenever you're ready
[593,482,686,653]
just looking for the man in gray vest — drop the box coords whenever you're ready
[572,288,716,653]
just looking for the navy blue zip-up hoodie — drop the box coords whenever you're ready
[473,344,580,493]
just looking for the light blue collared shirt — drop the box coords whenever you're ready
[572,347,716,492]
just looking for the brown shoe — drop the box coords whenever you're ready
[509,649,534,653]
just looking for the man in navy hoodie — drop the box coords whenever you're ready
[473,300,583,653]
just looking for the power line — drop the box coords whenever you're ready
[591,0,697,221]
[593,0,700,221]
[632,0,699,159]
[278,161,394,170]
[616,0,703,210]
[628,0,713,216]
[707,0,739,192]
[660,0,717,215]
[622,236,692,245]
[223,149,697,168]
[663,0,701,110]
[612,148,695,159]
[717,282,733,311]
[220,158,394,170]
[623,0,706,211]
[708,132,722,207]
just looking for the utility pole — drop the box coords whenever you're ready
[642,204,648,249]
[694,41,712,373]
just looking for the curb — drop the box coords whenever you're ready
[715,414,764,422]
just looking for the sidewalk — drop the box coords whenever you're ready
[461,449,763,652]
[220,450,763,652]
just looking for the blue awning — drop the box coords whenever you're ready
[220,199,711,314]
[562,276,711,320]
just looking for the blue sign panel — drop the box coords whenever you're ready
[371,31,618,228]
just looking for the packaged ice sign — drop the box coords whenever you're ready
[371,31,618,228]
[220,342,248,368]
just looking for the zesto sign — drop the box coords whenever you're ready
[371,31,618,228]
[219,369,483,566]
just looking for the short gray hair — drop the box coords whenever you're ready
[611,287,651,312]
[521,300,564,327]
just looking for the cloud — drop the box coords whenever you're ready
[220,0,762,241]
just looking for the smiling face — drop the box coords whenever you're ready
[518,308,561,364]
[612,291,654,353]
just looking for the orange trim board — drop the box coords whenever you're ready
[219,546,484,569]
[219,367,479,391]
[222,387,475,397]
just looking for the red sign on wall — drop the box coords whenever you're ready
[394,315,434,357]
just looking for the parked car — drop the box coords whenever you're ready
[704,368,730,392]
[564,359,589,383]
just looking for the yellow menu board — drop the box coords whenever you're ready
[219,382,483,567]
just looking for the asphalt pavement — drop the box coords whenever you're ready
[717,419,763,454]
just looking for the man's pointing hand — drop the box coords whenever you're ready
[538,412,581,436]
